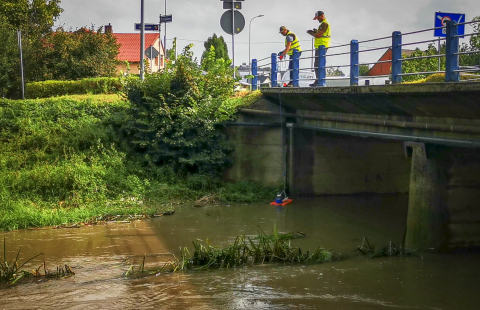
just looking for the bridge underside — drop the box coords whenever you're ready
[224,82,480,251]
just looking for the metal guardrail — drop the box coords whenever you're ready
[250,20,480,90]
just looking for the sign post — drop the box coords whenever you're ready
[135,23,160,31]
[159,14,173,60]
[220,0,246,79]
[434,12,465,71]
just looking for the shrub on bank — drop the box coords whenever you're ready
[25,77,122,99]
[121,45,248,175]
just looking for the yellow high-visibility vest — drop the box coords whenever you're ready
[314,18,331,49]
[285,31,302,55]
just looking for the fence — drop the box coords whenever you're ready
[251,20,480,90]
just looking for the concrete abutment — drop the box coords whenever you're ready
[224,85,480,250]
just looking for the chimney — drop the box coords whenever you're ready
[105,23,113,33]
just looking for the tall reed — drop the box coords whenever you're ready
[1,237,74,284]
[129,225,336,276]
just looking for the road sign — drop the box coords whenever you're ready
[145,46,159,59]
[135,23,159,31]
[223,2,242,9]
[220,10,245,35]
[434,12,465,37]
[160,14,173,23]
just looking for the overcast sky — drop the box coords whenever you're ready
[58,0,479,71]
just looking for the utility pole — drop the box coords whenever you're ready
[159,14,162,68]
[232,5,235,79]
[17,30,25,99]
[140,0,145,80]
[164,0,167,55]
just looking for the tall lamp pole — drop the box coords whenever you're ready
[164,0,167,56]
[140,0,145,80]
[249,15,264,89]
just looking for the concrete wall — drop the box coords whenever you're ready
[446,148,480,249]
[404,144,480,250]
[223,125,283,186]
[223,109,285,186]
[291,129,411,196]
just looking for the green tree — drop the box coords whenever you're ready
[201,33,230,70]
[0,16,20,97]
[459,16,480,66]
[165,37,177,62]
[122,45,237,175]
[0,0,63,97]
[326,67,345,77]
[359,64,370,76]
[44,26,120,80]
[402,16,480,82]
[401,43,444,82]
[0,0,62,36]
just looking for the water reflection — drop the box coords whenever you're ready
[1,194,479,309]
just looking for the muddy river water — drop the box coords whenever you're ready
[1,194,479,309]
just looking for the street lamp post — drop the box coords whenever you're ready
[140,0,145,80]
[249,14,264,89]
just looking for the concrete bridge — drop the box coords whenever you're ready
[224,82,480,252]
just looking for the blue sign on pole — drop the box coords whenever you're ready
[434,12,465,37]
[160,15,173,23]
[135,23,159,31]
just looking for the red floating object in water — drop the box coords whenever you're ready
[270,199,293,206]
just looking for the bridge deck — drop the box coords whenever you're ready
[261,82,480,119]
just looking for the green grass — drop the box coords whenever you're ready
[128,224,336,276]
[0,93,277,231]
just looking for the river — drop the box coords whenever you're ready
[1,194,479,309]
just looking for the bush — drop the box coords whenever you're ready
[25,77,122,98]
[403,73,478,84]
[121,45,244,175]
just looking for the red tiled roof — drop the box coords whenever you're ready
[113,33,162,62]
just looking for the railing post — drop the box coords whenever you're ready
[391,31,402,84]
[271,53,278,87]
[350,40,359,86]
[317,45,326,87]
[252,59,258,91]
[293,49,300,87]
[445,21,460,82]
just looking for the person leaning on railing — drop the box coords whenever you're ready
[279,26,302,87]
[307,10,331,86]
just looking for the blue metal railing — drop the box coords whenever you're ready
[250,20,480,90]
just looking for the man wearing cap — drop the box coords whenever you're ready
[279,26,302,87]
[307,11,331,86]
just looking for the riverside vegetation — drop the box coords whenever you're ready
[125,225,337,277]
[1,237,75,285]
[0,45,272,231]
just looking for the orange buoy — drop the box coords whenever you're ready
[270,199,293,206]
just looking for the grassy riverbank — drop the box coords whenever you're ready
[0,92,275,231]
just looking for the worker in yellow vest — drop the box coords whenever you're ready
[279,26,302,87]
[307,11,331,86]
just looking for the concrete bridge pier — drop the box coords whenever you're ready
[404,143,449,251]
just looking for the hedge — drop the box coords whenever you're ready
[25,77,122,99]
[403,73,477,84]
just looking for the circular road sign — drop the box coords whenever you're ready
[220,10,245,35]
[441,16,452,26]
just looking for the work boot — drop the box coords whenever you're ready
[286,82,293,87]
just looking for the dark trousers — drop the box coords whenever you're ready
[287,51,302,85]
[313,48,328,83]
